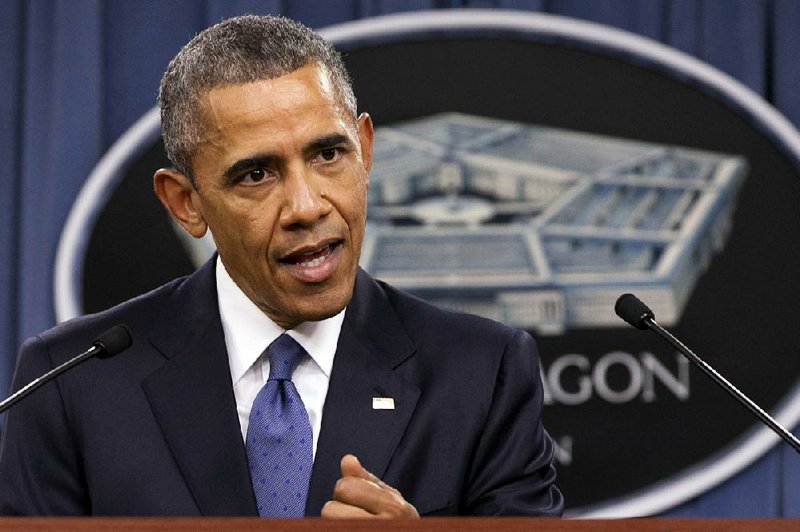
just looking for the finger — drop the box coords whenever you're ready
[339,454,404,498]
[321,499,373,519]
[332,476,412,517]
[340,454,376,482]
[333,455,419,518]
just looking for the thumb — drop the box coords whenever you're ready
[340,454,372,480]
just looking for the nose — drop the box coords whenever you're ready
[279,166,332,229]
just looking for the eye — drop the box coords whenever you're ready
[313,148,342,164]
[239,168,270,185]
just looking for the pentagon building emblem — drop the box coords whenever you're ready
[361,113,746,335]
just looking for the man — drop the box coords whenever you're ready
[0,15,563,517]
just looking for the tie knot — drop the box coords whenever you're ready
[266,334,306,381]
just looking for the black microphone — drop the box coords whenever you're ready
[615,293,800,454]
[614,293,654,330]
[0,324,132,414]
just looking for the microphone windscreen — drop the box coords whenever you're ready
[92,324,133,358]
[615,293,655,330]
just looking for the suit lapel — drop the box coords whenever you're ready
[141,259,258,516]
[138,263,417,516]
[305,270,420,515]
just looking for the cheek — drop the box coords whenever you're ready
[239,212,275,254]
[345,167,369,204]
[345,197,368,250]
[207,203,274,257]
[338,180,368,227]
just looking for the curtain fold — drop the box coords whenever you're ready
[0,0,24,396]
[773,0,800,126]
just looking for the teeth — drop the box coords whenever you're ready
[299,253,327,268]
[296,244,331,268]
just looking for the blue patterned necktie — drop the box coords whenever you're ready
[246,334,313,517]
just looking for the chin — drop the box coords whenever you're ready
[307,297,347,319]
[295,288,352,323]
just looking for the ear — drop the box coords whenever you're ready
[356,112,374,174]
[153,168,208,238]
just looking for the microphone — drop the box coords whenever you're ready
[614,293,654,330]
[0,324,132,414]
[614,293,800,454]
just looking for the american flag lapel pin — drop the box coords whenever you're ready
[372,397,395,410]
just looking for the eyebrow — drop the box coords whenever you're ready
[222,133,354,183]
[305,133,352,153]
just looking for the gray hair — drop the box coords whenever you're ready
[158,14,357,181]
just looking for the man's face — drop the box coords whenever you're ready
[181,63,373,329]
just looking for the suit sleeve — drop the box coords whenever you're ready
[0,336,90,515]
[464,329,564,516]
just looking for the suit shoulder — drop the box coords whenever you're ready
[29,275,188,364]
[374,278,528,349]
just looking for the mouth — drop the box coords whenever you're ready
[279,240,343,283]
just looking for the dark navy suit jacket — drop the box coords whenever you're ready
[0,259,563,516]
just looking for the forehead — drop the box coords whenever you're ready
[197,63,349,137]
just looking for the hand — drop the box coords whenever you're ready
[321,454,420,518]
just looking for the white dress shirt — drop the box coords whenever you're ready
[215,257,344,458]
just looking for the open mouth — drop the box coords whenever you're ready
[280,241,342,268]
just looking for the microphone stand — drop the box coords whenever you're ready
[0,346,103,414]
[0,324,132,415]
[643,315,800,454]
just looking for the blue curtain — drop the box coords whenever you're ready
[2,0,800,517]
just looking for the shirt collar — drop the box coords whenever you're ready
[215,256,343,385]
